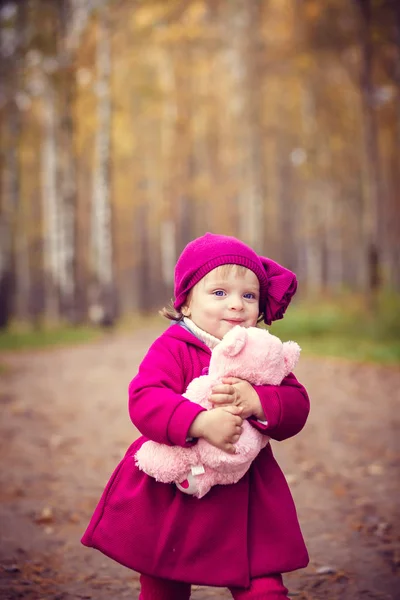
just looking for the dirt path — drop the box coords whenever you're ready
[0,327,399,600]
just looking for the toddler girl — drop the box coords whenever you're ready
[81,232,310,599]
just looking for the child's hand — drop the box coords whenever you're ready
[210,378,265,421]
[189,406,243,454]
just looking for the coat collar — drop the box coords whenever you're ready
[182,317,220,349]
[162,322,212,354]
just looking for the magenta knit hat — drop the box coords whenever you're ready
[173,233,297,325]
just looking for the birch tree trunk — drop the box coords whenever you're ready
[41,79,61,322]
[241,0,266,254]
[90,4,115,323]
[226,0,265,252]
[155,47,177,291]
[57,0,78,321]
[300,81,324,294]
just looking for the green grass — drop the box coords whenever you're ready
[286,335,400,364]
[0,362,9,375]
[0,325,99,353]
[0,293,399,365]
[269,293,400,366]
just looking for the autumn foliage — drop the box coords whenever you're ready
[0,0,399,327]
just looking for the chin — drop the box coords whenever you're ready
[224,320,245,329]
[218,323,237,337]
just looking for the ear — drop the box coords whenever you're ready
[283,341,301,374]
[220,326,247,357]
[181,305,191,317]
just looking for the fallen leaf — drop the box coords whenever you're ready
[35,506,54,524]
[316,565,337,575]
[367,463,384,476]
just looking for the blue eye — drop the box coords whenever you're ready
[244,293,256,300]
[213,290,226,297]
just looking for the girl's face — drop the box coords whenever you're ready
[182,265,260,340]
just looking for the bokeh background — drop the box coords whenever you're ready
[0,0,399,362]
[1,3,400,599]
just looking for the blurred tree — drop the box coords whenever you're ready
[294,0,399,296]
[55,0,79,322]
[0,0,399,326]
[90,1,116,324]
[0,0,25,328]
[355,0,383,303]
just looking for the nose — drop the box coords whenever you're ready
[228,294,244,311]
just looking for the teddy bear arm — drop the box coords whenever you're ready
[183,375,214,409]
[196,421,268,470]
[233,421,269,459]
[135,440,196,483]
[194,465,248,498]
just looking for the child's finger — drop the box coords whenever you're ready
[224,443,236,454]
[211,384,235,395]
[223,405,243,416]
[210,391,235,405]
[222,377,243,385]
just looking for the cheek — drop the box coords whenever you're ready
[202,300,220,315]
[204,307,220,319]
[250,307,260,324]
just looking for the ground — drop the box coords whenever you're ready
[0,326,399,600]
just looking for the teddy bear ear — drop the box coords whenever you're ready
[221,326,247,357]
[283,341,301,374]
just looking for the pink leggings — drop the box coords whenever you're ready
[139,573,289,599]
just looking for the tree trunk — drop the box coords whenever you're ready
[356,0,383,302]
[90,4,115,323]
[57,0,78,322]
[226,0,265,251]
[41,80,61,322]
[0,1,25,328]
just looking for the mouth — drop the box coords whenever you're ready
[224,319,244,325]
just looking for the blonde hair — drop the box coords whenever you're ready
[159,301,184,322]
[160,264,264,323]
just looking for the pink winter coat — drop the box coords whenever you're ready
[81,324,310,588]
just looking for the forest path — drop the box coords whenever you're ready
[0,327,399,599]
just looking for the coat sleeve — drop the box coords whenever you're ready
[128,337,205,447]
[248,373,310,441]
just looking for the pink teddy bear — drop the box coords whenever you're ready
[135,326,301,498]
